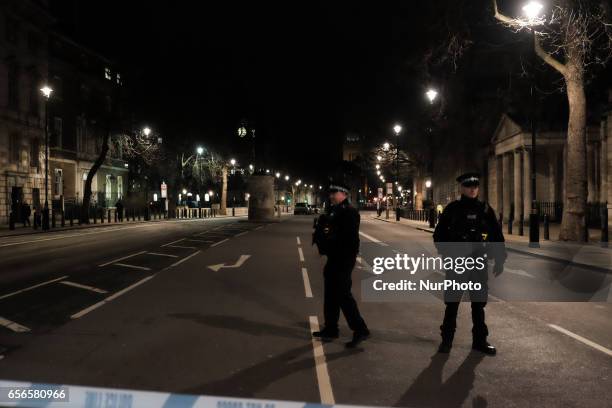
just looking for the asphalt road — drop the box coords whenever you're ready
[0,214,610,407]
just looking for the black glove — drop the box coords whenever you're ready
[493,261,504,277]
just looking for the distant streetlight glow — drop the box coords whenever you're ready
[377,155,382,161]
[197,146,204,155]
[377,170,381,175]
[393,124,402,135]
[40,85,53,99]
[230,159,236,166]
[375,164,380,169]
[275,172,280,178]
[383,142,390,151]
[425,180,432,188]
[285,175,290,181]
[249,164,254,171]
[143,127,152,136]
[426,89,438,103]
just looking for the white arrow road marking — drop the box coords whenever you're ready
[208,254,251,272]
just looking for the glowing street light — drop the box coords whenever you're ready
[522,1,543,21]
[393,124,402,135]
[230,158,236,166]
[377,155,382,161]
[275,172,281,178]
[383,142,390,151]
[143,127,152,136]
[40,85,53,99]
[196,146,204,155]
[425,180,432,189]
[285,175,290,181]
[426,89,438,104]
[377,170,381,175]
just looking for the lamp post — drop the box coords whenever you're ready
[425,88,438,211]
[40,85,53,231]
[393,124,402,221]
[523,0,543,247]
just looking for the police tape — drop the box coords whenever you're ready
[0,380,375,408]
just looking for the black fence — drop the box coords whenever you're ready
[535,201,606,227]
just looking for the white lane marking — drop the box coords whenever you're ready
[71,275,155,319]
[302,267,313,298]
[98,251,147,267]
[0,275,68,301]
[505,267,534,278]
[161,238,185,247]
[185,238,210,242]
[165,250,201,269]
[211,238,229,247]
[0,317,30,333]
[359,231,389,246]
[60,281,108,294]
[298,247,305,262]
[235,231,248,237]
[113,263,152,271]
[167,245,197,249]
[146,252,179,258]
[297,236,301,245]
[548,324,612,358]
[309,316,335,405]
[0,224,156,248]
[208,254,251,272]
[255,226,264,230]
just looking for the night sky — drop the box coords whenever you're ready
[48,1,612,182]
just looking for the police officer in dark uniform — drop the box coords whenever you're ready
[312,181,370,348]
[433,172,505,355]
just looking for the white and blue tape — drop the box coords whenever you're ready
[0,380,372,408]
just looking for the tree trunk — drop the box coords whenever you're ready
[220,166,228,215]
[80,132,110,223]
[558,62,588,241]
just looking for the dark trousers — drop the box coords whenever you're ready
[323,256,368,333]
[441,301,488,344]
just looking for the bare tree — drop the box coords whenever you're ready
[80,128,161,223]
[493,0,612,241]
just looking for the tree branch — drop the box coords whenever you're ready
[534,34,567,75]
[492,0,517,25]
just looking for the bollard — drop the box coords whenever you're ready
[107,209,111,223]
[61,211,65,227]
[9,212,15,230]
[518,214,524,236]
[508,216,513,235]
[70,211,74,227]
[498,212,503,228]
[232,207,235,217]
[601,203,608,247]
[428,208,436,228]
[114,210,118,223]
[52,210,56,228]
[93,209,97,224]
[101,209,104,223]
[543,214,550,240]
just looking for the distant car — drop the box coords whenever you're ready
[294,202,311,215]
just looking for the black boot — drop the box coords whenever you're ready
[345,329,370,348]
[472,341,496,355]
[438,341,453,353]
[312,328,339,340]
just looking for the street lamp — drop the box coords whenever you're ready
[196,146,204,155]
[143,127,152,136]
[275,172,281,178]
[383,142,390,151]
[393,124,402,221]
[426,89,438,104]
[230,158,236,166]
[523,0,544,247]
[40,85,53,231]
[285,175,289,181]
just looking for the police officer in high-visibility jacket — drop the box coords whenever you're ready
[312,181,370,348]
[433,172,506,355]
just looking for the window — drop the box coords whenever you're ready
[117,175,123,199]
[116,72,122,85]
[29,74,40,115]
[52,117,63,148]
[104,67,112,80]
[105,175,112,201]
[53,169,63,197]
[30,138,39,168]
[8,62,19,109]
[9,133,20,163]
[6,17,18,43]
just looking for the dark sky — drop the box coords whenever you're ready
[49,1,438,181]
[48,1,612,183]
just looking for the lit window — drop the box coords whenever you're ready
[104,67,112,80]
[116,72,122,85]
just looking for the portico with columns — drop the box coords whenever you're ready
[487,114,566,226]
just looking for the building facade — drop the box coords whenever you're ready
[0,0,52,224]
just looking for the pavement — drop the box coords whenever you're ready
[0,214,610,407]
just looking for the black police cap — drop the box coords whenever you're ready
[456,172,480,187]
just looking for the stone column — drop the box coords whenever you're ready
[248,174,275,221]
[523,148,532,221]
[513,149,523,225]
[502,153,512,223]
